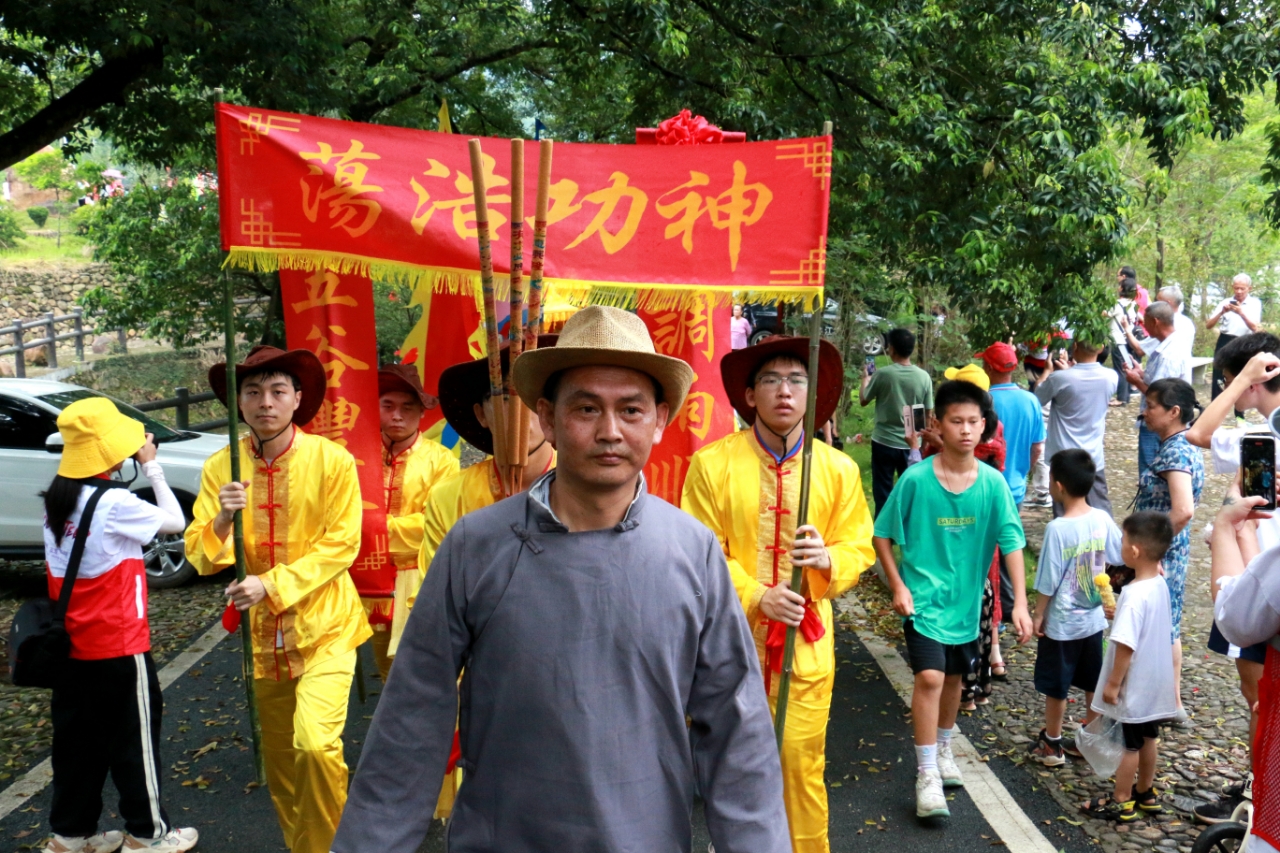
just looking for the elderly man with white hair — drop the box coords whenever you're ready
[1157,286,1196,382]
[1208,273,1263,405]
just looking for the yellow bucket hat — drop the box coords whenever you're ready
[943,363,991,391]
[56,397,146,479]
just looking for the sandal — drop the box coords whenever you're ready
[991,663,1008,680]
[1134,787,1163,813]
[1080,796,1139,822]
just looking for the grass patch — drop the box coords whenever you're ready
[74,347,225,429]
[0,230,92,264]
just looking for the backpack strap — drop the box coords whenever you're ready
[53,481,129,625]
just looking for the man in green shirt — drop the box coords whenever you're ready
[860,328,934,516]
[873,379,1032,821]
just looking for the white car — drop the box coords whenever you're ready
[0,378,227,588]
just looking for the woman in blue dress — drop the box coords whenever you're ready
[1134,377,1204,725]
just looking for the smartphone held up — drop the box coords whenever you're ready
[1241,435,1277,512]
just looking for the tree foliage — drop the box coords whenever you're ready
[0,201,26,249]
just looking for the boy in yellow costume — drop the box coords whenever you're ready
[376,362,459,680]
[682,335,875,853]
[185,346,370,853]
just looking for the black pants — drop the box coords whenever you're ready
[1213,333,1243,417]
[51,653,170,839]
[871,441,911,517]
[1113,355,1131,405]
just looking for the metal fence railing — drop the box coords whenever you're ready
[133,386,227,432]
[0,308,128,377]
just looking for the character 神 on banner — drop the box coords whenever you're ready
[639,293,734,503]
[186,346,370,853]
[682,336,875,853]
[279,268,398,641]
[375,363,458,680]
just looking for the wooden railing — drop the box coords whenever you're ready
[0,308,127,377]
[133,386,227,432]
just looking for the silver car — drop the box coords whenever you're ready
[0,378,227,588]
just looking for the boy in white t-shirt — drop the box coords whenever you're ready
[1027,450,1123,767]
[1081,511,1179,823]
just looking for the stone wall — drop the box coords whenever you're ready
[0,263,116,322]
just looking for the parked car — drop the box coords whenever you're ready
[0,379,227,588]
[741,300,890,354]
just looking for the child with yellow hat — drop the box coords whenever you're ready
[40,398,196,853]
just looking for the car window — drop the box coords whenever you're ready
[0,397,59,450]
[37,390,184,442]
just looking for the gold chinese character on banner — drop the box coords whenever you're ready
[310,397,361,444]
[656,161,772,270]
[674,391,716,440]
[290,270,359,314]
[307,324,372,387]
[651,297,716,364]
[565,172,648,254]
[410,153,510,240]
[299,140,384,238]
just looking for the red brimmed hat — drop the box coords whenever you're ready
[438,335,557,455]
[719,335,844,427]
[209,345,327,427]
[978,342,1018,373]
[378,363,438,410]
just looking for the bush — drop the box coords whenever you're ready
[0,202,24,249]
[68,204,97,236]
[26,206,48,227]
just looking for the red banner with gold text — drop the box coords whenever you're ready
[215,103,830,310]
[279,268,395,608]
[641,295,735,504]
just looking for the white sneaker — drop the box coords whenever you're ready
[121,828,198,852]
[44,833,124,853]
[937,743,964,787]
[916,768,950,818]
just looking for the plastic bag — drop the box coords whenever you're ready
[1076,716,1125,778]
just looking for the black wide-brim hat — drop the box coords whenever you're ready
[209,345,327,427]
[720,335,844,427]
[438,335,557,455]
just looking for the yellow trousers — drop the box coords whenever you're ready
[769,666,835,853]
[370,628,392,682]
[256,649,355,853]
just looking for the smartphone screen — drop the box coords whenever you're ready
[912,404,926,433]
[1241,436,1277,511]
[865,355,876,376]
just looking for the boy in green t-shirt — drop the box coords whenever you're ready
[859,328,934,517]
[873,380,1033,820]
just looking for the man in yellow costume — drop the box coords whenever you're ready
[376,362,459,680]
[185,346,370,853]
[682,335,875,853]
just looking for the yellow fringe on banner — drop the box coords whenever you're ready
[224,247,823,312]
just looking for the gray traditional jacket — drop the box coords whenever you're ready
[332,473,789,853]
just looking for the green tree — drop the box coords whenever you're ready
[0,201,25,249]
[13,148,73,245]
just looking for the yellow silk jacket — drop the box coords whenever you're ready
[186,430,372,680]
[681,429,875,690]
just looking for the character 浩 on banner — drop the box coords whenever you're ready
[376,363,459,680]
[334,306,790,853]
[184,346,370,853]
[682,335,876,853]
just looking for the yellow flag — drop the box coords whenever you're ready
[438,98,452,134]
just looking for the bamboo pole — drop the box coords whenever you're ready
[505,138,527,494]
[468,140,509,486]
[526,140,553,346]
[223,276,267,786]
[775,120,832,750]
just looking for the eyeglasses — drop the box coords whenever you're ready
[755,373,809,390]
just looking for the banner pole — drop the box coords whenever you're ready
[506,138,527,494]
[775,119,832,751]
[468,140,509,488]
[223,273,268,786]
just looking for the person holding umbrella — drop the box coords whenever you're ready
[184,346,369,853]
[682,335,875,853]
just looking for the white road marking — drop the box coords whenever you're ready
[0,619,229,822]
[839,598,1061,853]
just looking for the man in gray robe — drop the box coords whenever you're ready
[332,306,789,853]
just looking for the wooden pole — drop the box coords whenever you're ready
[526,140,553,346]
[468,140,509,485]
[506,139,527,494]
[224,275,268,786]
[775,119,832,750]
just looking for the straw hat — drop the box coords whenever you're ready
[720,335,843,427]
[512,306,693,423]
[943,363,990,391]
[209,345,327,426]
[56,397,146,479]
[438,335,557,455]
[378,362,438,410]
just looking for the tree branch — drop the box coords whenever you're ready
[0,44,165,171]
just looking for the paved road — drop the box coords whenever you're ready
[0,620,1095,852]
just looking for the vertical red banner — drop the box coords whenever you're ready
[279,268,394,601]
[640,297,735,504]
[399,285,485,432]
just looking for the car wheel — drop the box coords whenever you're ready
[749,329,773,346]
[136,490,197,589]
[862,333,885,356]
